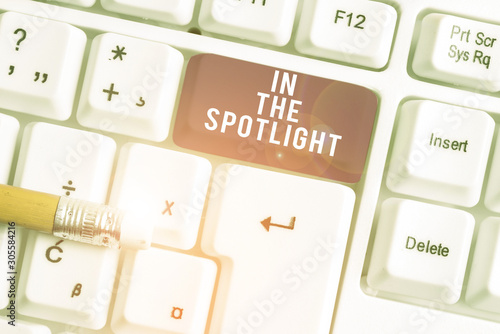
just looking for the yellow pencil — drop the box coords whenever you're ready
[0,184,151,249]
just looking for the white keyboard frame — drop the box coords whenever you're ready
[2,0,500,333]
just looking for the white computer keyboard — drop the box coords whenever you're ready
[1,0,500,333]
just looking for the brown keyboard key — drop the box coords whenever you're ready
[174,54,377,183]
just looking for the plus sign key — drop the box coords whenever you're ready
[0,12,86,120]
[77,33,183,141]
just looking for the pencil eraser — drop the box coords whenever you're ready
[119,213,153,249]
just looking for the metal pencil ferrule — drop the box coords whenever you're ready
[53,196,122,248]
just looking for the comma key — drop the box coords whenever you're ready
[0,12,85,120]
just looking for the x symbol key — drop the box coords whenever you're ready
[162,201,175,216]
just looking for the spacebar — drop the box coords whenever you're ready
[173,53,378,183]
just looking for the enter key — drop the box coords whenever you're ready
[202,164,355,334]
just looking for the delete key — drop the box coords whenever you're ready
[173,54,377,183]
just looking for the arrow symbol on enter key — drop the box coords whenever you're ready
[260,216,296,232]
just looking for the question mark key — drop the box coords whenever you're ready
[0,12,86,121]
[13,27,27,51]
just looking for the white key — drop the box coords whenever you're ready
[0,113,19,183]
[367,198,474,304]
[111,248,216,334]
[101,0,196,25]
[295,0,397,68]
[14,122,116,202]
[0,12,86,120]
[77,33,183,141]
[13,122,118,328]
[0,317,51,333]
[44,0,96,7]
[484,133,500,212]
[199,0,298,46]
[386,100,494,207]
[17,232,119,329]
[465,217,500,313]
[202,164,354,334]
[466,217,500,312]
[413,14,500,92]
[109,143,211,250]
